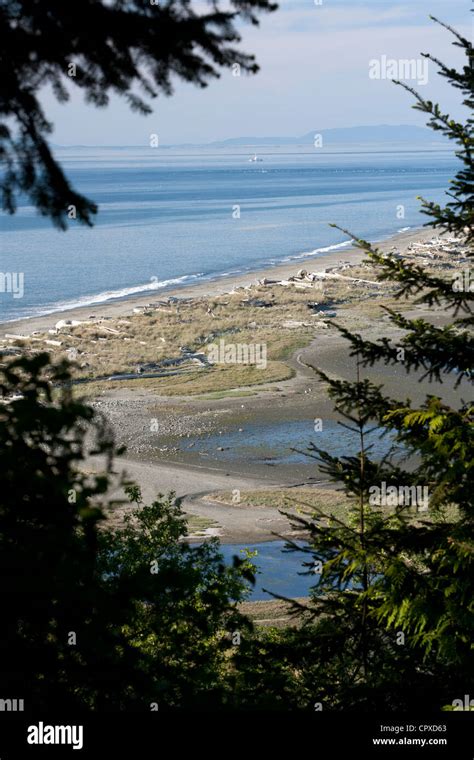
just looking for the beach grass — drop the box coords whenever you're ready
[186,514,219,534]
[75,361,295,398]
[206,487,459,524]
[207,487,353,519]
[3,241,467,400]
[200,390,259,400]
[14,284,328,396]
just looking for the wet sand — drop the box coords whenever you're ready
[90,320,467,544]
[5,225,468,543]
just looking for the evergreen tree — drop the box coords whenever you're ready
[0,0,277,229]
[240,16,473,711]
[319,17,474,676]
[0,354,253,711]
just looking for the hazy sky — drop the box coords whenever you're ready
[41,0,472,146]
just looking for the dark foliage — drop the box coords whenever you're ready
[0,0,277,228]
[0,355,252,711]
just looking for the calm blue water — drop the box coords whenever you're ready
[182,418,398,466]
[0,145,456,322]
[220,541,314,601]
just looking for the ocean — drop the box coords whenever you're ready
[0,145,456,322]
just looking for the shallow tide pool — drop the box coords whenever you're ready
[183,417,398,466]
[220,540,315,601]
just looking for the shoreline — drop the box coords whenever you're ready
[3,224,469,545]
[0,226,430,337]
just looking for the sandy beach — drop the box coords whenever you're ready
[0,226,431,337]
[2,226,469,544]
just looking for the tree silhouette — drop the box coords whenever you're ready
[0,0,277,229]
[282,16,473,709]
[233,16,473,711]
[0,354,254,711]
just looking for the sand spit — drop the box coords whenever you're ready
[1,229,470,542]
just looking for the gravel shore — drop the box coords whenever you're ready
[4,226,469,543]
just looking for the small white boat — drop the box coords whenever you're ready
[248,153,263,162]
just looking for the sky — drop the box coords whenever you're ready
[41,0,472,146]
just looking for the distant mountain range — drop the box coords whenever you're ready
[53,125,448,150]
[204,125,445,147]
